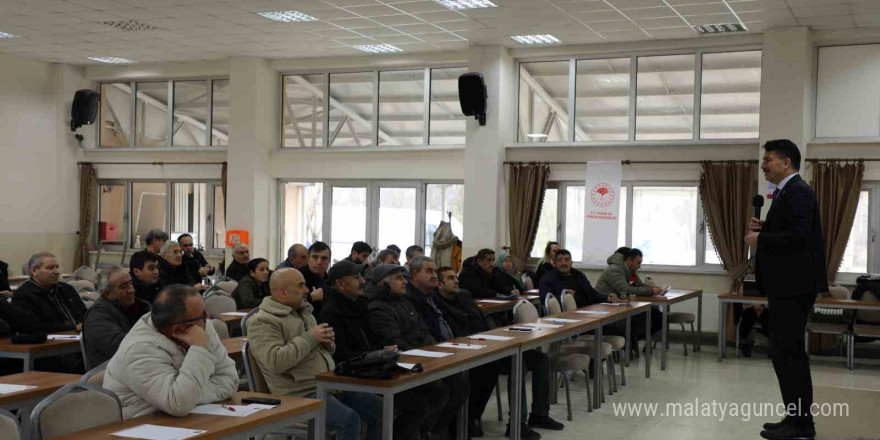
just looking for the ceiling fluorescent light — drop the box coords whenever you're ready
[693,23,747,34]
[510,34,560,45]
[0,31,20,38]
[88,56,135,64]
[354,44,403,54]
[257,11,318,22]
[435,0,497,10]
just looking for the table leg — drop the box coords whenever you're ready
[25,355,34,372]
[645,308,652,378]
[696,294,703,352]
[314,402,326,440]
[661,305,668,371]
[593,327,601,410]
[383,390,395,440]
[457,372,469,440]
[625,316,631,367]
[510,350,522,440]
[18,404,34,440]
[717,300,725,361]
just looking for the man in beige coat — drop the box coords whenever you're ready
[247,268,382,440]
[104,284,238,419]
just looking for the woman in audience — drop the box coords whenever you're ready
[533,241,560,287]
[495,251,524,292]
[232,258,271,308]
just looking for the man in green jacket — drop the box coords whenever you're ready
[247,268,382,440]
[595,248,663,351]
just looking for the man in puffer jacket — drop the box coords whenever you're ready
[595,248,663,298]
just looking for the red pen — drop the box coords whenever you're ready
[222,404,235,412]
[471,338,487,341]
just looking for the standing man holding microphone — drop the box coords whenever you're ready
[745,139,827,440]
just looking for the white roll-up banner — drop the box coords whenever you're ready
[582,161,622,265]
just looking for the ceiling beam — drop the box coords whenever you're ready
[520,67,589,141]
[111,83,228,142]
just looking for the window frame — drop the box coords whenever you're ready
[836,183,878,284]
[513,46,763,147]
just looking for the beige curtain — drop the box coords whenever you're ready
[699,161,757,293]
[507,162,550,265]
[75,163,97,268]
[812,160,864,282]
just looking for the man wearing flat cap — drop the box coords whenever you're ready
[317,260,371,363]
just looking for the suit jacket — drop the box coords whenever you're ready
[756,174,828,299]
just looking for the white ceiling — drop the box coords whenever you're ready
[0,0,877,65]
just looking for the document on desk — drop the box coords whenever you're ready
[401,349,454,358]
[436,342,485,350]
[112,424,206,440]
[468,334,514,341]
[600,303,627,306]
[542,318,581,323]
[477,300,510,304]
[47,334,81,340]
[576,311,609,315]
[397,362,419,370]
[221,312,249,316]
[522,323,564,329]
[190,403,263,417]
[0,384,37,394]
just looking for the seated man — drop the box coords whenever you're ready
[158,241,198,287]
[130,251,163,304]
[0,259,10,295]
[180,234,214,283]
[366,248,400,286]
[130,229,169,269]
[224,243,250,282]
[276,244,308,271]
[318,260,442,440]
[594,247,663,345]
[248,268,382,440]
[538,249,615,307]
[344,241,373,265]
[403,245,424,271]
[83,266,151,368]
[13,252,86,333]
[458,249,518,299]
[369,264,468,440]
[104,284,238,419]
[302,241,332,315]
[434,265,562,439]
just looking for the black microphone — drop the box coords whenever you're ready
[752,194,765,220]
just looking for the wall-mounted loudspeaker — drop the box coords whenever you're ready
[458,72,487,126]
[71,89,100,131]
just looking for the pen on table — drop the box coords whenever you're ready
[222,404,235,412]
[471,338,487,341]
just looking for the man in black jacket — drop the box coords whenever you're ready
[224,243,250,282]
[459,249,518,299]
[13,252,86,333]
[369,264,468,440]
[747,140,827,440]
[130,251,162,304]
[83,266,151,368]
[302,241,332,315]
[0,260,10,294]
[180,234,214,283]
[158,241,198,287]
[318,261,441,440]
[538,249,612,307]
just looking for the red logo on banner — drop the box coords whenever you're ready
[590,183,615,208]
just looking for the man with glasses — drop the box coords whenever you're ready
[82,266,151,368]
[179,234,214,283]
[158,241,200,288]
[104,284,238,419]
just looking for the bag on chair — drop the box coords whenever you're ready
[335,349,402,379]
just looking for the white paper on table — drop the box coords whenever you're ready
[600,303,626,306]
[467,334,514,341]
[477,300,510,304]
[221,312,249,316]
[397,362,419,370]
[522,323,563,329]
[401,349,454,358]
[112,424,206,440]
[0,384,37,394]
[246,403,277,410]
[189,403,262,417]
[47,334,80,340]
[576,311,609,315]
[542,318,581,323]
[436,342,485,350]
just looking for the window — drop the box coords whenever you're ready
[632,186,698,265]
[134,82,169,147]
[840,190,870,274]
[519,61,570,142]
[531,188,558,258]
[130,182,167,245]
[430,68,467,145]
[575,58,630,141]
[281,181,464,262]
[171,183,210,248]
[379,70,425,146]
[563,185,627,261]
[211,80,229,146]
[329,72,374,147]
[705,227,722,266]
[700,51,762,139]
[99,83,132,147]
[213,186,226,248]
[98,183,126,245]
[172,81,208,146]
[282,75,325,148]
[636,54,695,141]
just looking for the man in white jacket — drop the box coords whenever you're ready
[104,284,238,419]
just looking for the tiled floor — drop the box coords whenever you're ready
[478,343,880,440]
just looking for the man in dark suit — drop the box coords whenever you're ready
[745,139,827,440]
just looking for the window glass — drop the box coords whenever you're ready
[283,75,325,147]
[425,184,464,255]
[99,183,126,245]
[172,81,208,146]
[700,51,762,139]
[211,80,229,146]
[331,187,367,260]
[839,191,869,273]
[329,72,373,147]
[636,54,695,140]
[131,182,167,246]
[170,183,208,248]
[377,187,417,250]
[379,70,425,146]
[430,68,467,145]
[575,58,630,141]
[100,83,132,147]
[531,189,558,258]
[214,186,226,249]
[705,226,722,265]
[631,186,697,265]
[282,182,323,252]
[135,82,169,147]
[518,61,570,142]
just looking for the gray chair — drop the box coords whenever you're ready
[205,294,237,317]
[79,360,109,386]
[241,307,260,336]
[210,318,230,340]
[30,383,122,440]
[242,341,307,438]
[667,312,697,356]
[849,290,880,370]
[67,279,95,293]
[806,284,852,365]
[78,333,91,372]
[0,409,20,440]
[558,292,625,391]
[216,280,238,295]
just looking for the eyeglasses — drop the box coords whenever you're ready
[174,311,207,326]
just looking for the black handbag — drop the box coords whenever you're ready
[335,349,401,379]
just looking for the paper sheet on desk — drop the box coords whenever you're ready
[477,300,510,304]
[600,303,627,306]
[221,312,249,316]
[436,342,485,350]
[468,334,513,341]
[401,349,453,358]
[190,403,263,417]
[47,334,80,340]
[576,311,609,315]
[0,384,36,394]
[522,323,563,329]
[112,424,206,440]
[397,362,419,370]
[542,318,581,323]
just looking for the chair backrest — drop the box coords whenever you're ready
[561,292,578,312]
[67,279,95,293]
[79,335,90,372]
[513,299,539,323]
[827,284,850,300]
[242,341,270,393]
[205,295,237,317]
[857,290,880,324]
[31,383,122,440]
[216,281,238,295]
[0,409,20,440]
[545,295,562,316]
[241,307,260,337]
[73,266,98,286]
[521,274,534,291]
[209,318,230,340]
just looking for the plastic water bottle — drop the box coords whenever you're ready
[134,234,142,249]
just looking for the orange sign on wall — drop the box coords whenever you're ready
[225,229,249,247]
